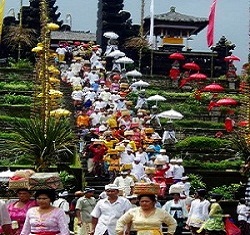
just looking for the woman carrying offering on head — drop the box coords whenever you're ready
[20,189,70,235]
[116,194,177,235]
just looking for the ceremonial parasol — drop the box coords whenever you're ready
[189,72,207,80]
[131,80,149,90]
[115,56,134,64]
[224,55,240,62]
[203,83,225,92]
[238,120,248,127]
[103,31,119,39]
[106,50,125,58]
[157,109,184,120]
[183,62,200,71]
[125,69,142,78]
[115,56,134,69]
[216,98,238,106]
[147,95,166,106]
[169,52,185,60]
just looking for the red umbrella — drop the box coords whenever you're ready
[169,52,185,60]
[183,62,200,71]
[216,98,238,106]
[203,83,224,92]
[224,55,240,62]
[189,72,207,80]
[74,41,81,46]
[238,120,248,127]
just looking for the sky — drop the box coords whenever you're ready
[4,0,249,70]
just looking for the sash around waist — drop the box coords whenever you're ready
[31,231,60,235]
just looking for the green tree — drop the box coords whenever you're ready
[0,118,77,172]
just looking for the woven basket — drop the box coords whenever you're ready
[134,183,160,195]
[9,179,29,189]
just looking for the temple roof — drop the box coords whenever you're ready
[50,31,96,42]
[144,6,209,37]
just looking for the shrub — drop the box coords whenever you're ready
[175,136,232,150]
[188,173,206,194]
[3,94,32,105]
[209,183,242,200]
[184,159,243,170]
[173,120,224,129]
[8,58,33,70]
[0,81,33,91]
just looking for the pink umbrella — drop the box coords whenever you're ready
[216,98,238,106]
[169,52,185,60]
[189,72,207,80]
[224,55,240,62]
[183,62,200,71]
[203,83,225,92]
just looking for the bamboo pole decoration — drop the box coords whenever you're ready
[39,0,51,133]
[139,0,145,72]
[17,0,23,60]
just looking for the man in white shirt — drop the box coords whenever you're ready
[120,147,135,164]
[52,191,70,225]
[70,73,82,90]
[173,159,185,183]
[90,184,131,235]
[90,108,102,127]
[113,170,135,196]
[88,69,100,85]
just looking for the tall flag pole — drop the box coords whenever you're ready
[149,0,154,48]
[0,0,6,41]
[207,0,217,47]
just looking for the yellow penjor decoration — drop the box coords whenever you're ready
[31,0,70,132]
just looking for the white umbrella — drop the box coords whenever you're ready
[103,31,119,39]
[147,95,166,106]
[106,50,125,58]
[115,56,134,69]
[131,80,149,90]
[157,109,184,120]
[125,69,142,77]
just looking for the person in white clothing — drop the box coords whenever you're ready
[237,198,249,235]
[90,108,102,127]
[173,159,185,183]
[88,69,100,85]
[71,89,84,107]
[90,184,131,235]
[186,189,210,235]
[56,45,67,62]
[131,157,145,181]
[162,191,188,235]
[113,170,135,196]
[70,74,82,90]
[135,147,149,165]
[52,191,70,225]
[120,147,135,164]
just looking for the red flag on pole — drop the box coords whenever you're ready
[207,0,217,47]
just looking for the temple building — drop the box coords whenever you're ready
[143,6,208,51]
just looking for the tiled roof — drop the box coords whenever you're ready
[145,7,208,23]
[50,31,96,42]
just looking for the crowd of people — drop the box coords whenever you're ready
[48,41,249,235]
[0,40,248,235]
[1,185,249,235]
[59,41,183,189]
